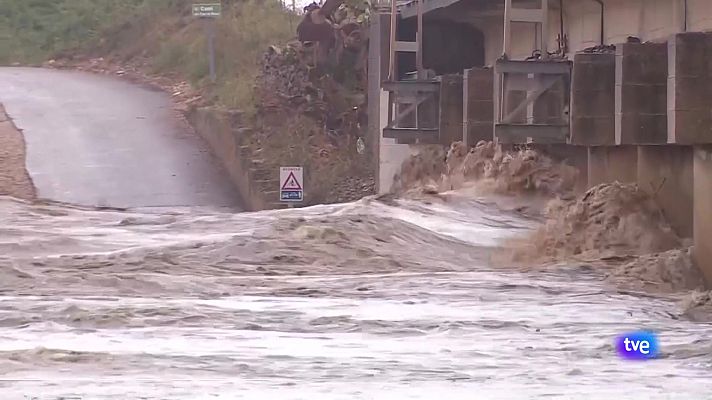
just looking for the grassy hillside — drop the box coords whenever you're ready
[0,0,295,110]
[0,0,159,64]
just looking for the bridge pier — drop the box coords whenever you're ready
[637,145,694,238]
[587,145,638,187]
[694,146,712,285]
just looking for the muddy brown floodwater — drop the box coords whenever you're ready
[1,193,712,400]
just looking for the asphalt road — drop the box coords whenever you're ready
[0,67,241,209]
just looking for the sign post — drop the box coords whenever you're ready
[280,166,304,207]
[192,3,222,82]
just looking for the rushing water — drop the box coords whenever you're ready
[0,194,711,400]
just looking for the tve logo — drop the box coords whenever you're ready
[616,331,659,360]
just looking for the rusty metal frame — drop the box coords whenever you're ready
[382,0,441,144]
[494,59,572,143]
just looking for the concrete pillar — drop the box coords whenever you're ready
[570,52,616,145]
[370,13,410,195]
[637,145,694,238]
[668,32,712,144]
[378,89,413,194]
[615,43,668,145]
[587,145,638,187]
[463,67,494,147]
[694,146,712,286]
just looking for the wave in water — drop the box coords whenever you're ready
[0,183,711,399]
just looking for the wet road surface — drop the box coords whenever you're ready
[0,67,241,209]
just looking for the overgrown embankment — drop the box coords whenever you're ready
[2,0,375,207]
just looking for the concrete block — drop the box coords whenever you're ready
[616,43,668,84]
[615,43,668,145]
[463,68,494,146]
[669,32,710,79]
[571,53,616,145]
[572,117,616,144]
[378,140,413,194]
[669,110,712,144]
[668,76,712,111]
[616,114,668,145]
[572,88,615,118]
[618,84,668,115]
[637,145,694,238]
[439,74,464,146]
[668,32,712,144]
[573,53,617,88]
[693,145,712,286]
[587,145,638,187]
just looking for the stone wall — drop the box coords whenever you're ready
[188,107,266,211]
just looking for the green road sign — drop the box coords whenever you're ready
[192,3,222,17]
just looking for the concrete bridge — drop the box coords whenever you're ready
[367,0,712,284]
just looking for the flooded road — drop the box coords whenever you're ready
[1,195,711,399]
[0,68,240,209]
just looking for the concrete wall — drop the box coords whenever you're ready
[478,15,562,66]
[694,146,712,285]
[563,0,712,51]
[637,145,694,238]
[189,107,265,211]
[587,145,638,187]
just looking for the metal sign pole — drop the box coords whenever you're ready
[193,3,221,83]
[208,18,217,83]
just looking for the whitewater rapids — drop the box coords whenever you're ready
[0,194,711,399]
